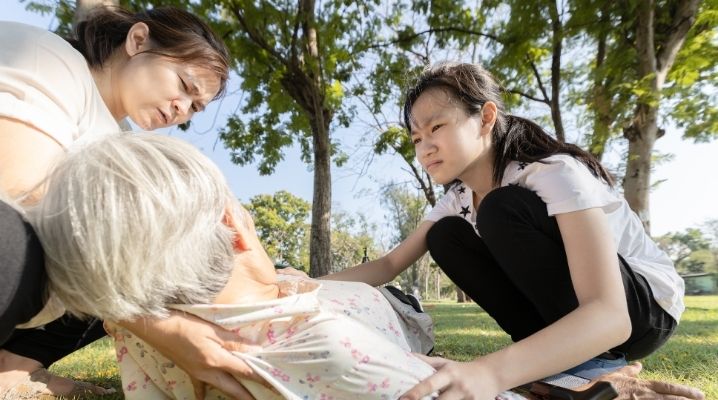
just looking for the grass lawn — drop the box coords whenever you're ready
[50,295,718,399]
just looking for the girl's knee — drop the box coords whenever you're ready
[426,217,471,245]
[476,185,544,236]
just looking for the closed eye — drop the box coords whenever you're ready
[179,76,201,113]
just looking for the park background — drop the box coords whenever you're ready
[7,1,718,294]
[5,0,718,397]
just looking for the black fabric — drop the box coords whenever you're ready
[3,315,106,367]
[426,185,676,360]
[384,285,424,313]
[0,200,47,346]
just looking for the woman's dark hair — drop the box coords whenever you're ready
[68,6,230,99]
[403,62,614,187]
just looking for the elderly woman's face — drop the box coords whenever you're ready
[115,54,221,130]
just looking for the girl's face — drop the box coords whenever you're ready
[115,54,221,130]
[409,88,491,185]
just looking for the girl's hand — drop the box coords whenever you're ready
[276,266,309,278]
[400,354,501,400]
[121,313,266,399]
[596,362,705,400]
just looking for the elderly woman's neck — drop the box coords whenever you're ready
[213,246,280,304]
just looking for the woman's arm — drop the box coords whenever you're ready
[320,220,434,286]
[118,312,266,399]
[401,208,633,399]
[0,118,64,203]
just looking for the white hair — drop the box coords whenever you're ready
[29,132,238,321]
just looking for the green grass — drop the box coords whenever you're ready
[49,296,718,399]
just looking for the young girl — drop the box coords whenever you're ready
[0,6,250,398]
[321,62,686,399]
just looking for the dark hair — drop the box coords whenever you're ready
[403,62,614,187]
[68,6,230,99]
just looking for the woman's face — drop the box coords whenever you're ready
[409,88,490,185]
[115,54,221,130]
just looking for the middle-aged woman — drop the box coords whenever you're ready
[0,6,260,399]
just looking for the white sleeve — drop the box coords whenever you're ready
[523,155,622,216]
[0,22,90,148]
[424,189,458,222]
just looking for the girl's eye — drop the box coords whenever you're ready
[431,124,443,133]
[412,137,421,145]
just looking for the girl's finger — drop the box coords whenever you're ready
[413,353,449,368]
[400,370,450,400]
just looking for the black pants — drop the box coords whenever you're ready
[0,200,48,347]
[1,200,105,366]
[3,316,106,367]
[427,186,675,361]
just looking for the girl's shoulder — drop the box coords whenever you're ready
[502,154,597,185]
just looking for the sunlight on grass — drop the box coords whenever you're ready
[48,296,717,399]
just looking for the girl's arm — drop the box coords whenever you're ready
[402,207,632,399]
[0,118,64,203]
[487,207,632,389]
[320,220,434,286]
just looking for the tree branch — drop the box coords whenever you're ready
[504,88,549,104]
[365,26,503,51]
[229,1,290,68]
[526,55,551,103]
[655,0,700,76]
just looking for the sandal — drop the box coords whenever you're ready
[0,368,114,399]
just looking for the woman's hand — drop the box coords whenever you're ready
[400,354,501,400]
[120,312,266,399]
[594,362,705,400]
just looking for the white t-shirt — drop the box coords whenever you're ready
[0,21,120,149]
[425,154,684,322]
[2,22,120,329]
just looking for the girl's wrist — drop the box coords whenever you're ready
[468,357,505,396]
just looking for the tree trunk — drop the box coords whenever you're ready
[295,0,332,277]
[622,0,698,234]
[456,286,467,303]
[589,6,611,161]
[424,266,429,300]
[309,128,332,277]
[435,270,440,300]
[548,0,565,143]
[623,116,657,233]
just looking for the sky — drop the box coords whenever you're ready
[5,1,717,241]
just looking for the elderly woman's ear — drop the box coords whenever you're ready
[222,205,256,252]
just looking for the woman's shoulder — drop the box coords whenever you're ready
[1,21,86,69]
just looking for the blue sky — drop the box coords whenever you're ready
[6,1,717,240]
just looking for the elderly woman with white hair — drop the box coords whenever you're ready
[29,132,448,400]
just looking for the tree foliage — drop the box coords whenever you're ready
[381,184,429,293]
[657,228,717,275]
[330,211,380,273]
[244,190,311,270]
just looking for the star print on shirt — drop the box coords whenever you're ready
[459,206,470,218]
[518,162,529,170]
[458,186,466,194]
